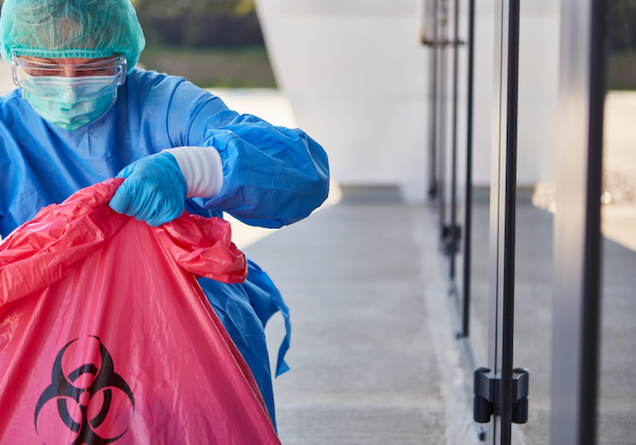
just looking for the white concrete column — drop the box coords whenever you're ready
[255,0,430,202]
[255,0,560,201]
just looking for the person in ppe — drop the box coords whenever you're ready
[0,0,329,430]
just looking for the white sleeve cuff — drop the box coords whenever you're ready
[163,146,224,199]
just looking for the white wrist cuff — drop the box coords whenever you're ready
[163,146,224,198]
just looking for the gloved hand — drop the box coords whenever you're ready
[109,152,187,227]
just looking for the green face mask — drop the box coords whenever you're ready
[20,72,120,131]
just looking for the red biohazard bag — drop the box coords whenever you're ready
[0,178,281,445]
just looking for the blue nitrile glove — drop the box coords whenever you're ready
[109,152,187,227]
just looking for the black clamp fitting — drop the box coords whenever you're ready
[441,224,462,255]
[473,367,529,424]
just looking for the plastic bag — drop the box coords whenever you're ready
[0,178,281,445]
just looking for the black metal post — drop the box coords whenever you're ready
[461,0,476,338]
[483,0,522,441]
[449,0,460,277]
[578,0,607,439]
[500,0,520,440]
[437,0,448,236]
[428,0,439,201]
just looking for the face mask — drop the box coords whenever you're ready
[20,72,121,131]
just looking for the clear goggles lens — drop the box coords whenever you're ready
[11,55,127,99]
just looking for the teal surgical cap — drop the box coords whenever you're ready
[0,0,145,73]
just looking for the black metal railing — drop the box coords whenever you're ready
[420,0,473,339]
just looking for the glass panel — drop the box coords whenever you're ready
[509,2,574,443]
[466,0,493,386]
[511,188,554,443]
[598,4,636,440]
[481,1,560,443]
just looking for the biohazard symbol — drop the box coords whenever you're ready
[34,336,135,445]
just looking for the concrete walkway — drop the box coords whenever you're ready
[244,188,636,445]
[248,190,477,444]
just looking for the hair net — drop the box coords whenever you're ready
[0,0,145,73]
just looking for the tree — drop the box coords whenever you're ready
[611,0,636,51]
[132,0,255,16]
[133,0,263,48]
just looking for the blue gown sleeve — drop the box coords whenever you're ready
[164,80,330,228]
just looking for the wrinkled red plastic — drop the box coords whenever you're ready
[0,178,281,445]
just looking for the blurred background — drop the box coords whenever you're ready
[131,0,636,90]
[131,0,277,88]
[609,0,636,91]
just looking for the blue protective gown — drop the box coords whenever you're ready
[0,68,330,428]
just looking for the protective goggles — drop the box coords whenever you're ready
[11,54,127,99]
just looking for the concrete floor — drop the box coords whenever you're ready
[247,189,478,444]
[240,187,636,445]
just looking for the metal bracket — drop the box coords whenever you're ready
[428,183,438,200]
[441,224,462,255]
[473,367,529,424]
[421,39,466,47]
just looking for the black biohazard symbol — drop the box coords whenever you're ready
[34,336,135,445]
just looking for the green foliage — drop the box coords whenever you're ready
[608,51,636,90]
[608,0,636,90]
[132,0,270,87]
[132,0,263,48]
[132,0,255,16]
[138,45,275,88]
[611,0,636,50]
[0,0,256,15]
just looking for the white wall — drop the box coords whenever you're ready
[255,0,560,201]
[516,1,561,185]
